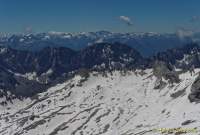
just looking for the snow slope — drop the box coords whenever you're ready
[0,69,200,135]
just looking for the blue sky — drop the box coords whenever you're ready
[0,0,199,33]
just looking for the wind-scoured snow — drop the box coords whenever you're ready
[0,69,200,135]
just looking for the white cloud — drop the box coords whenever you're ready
[175,27,200,43]
[24,26,33,34]
[119,16,133,26]
[176,28,194,40]
[190,16,200,22]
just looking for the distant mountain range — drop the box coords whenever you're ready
[1,36,200,134]
[0,31,195,57]
[0,31,200,101]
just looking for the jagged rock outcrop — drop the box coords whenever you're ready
[0,66,47,99]
[0,43,148,98]
[154,43,200,69]
[189,74,200,102]
[152,61,180,85]
[73,43,148,70]
[0,42,199,98]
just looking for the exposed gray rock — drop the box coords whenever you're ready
[189,74,200,102]
[181,120,196,125]
[153,61,180,84]
[170,89,186,99]
[154,78,167,89]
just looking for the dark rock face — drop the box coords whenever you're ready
[0,66,47,98]
[73,43,147,70]
[189,75,200,102]
[0,42,199,99]
[154,43,200,69]
[0,43,147,98]
[0,46,76,75]
[0,66,18,93]
[13,76,48,98]
[0,46,77,98]
[35,47,77,77]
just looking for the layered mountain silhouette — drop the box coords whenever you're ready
[0,42,200,102]
[154,43,200,69]
[0,43,146,97]
[0,31,192,56]
[1,41,200,135]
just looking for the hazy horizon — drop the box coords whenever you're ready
[0,0,200,33]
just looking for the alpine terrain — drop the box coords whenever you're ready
[0,41,200,135]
